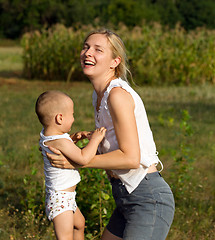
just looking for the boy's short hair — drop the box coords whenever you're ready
[35,90,71,127]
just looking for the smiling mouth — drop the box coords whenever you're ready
[84,60,95,66]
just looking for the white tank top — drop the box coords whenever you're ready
[92,78,163,193]
[40,129,81,191]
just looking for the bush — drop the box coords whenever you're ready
[21,24,88,81]
[21,24,215,85]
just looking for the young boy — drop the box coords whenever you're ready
[35,90,106,240]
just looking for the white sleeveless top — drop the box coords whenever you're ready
[93,78,163,193]
[40,129,81,191]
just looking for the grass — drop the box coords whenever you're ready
[0,45,214,239]
[0,46,23,78]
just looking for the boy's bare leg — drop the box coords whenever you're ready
[73,207,85,240]
[53,210,74,240]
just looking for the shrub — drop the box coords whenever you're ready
[21,24,88,81]
[21,24,215,85]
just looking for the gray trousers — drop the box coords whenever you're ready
[106,172,175,240]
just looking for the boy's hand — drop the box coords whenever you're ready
[70,131,93,143]
[91,127,106,142]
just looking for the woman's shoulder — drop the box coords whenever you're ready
[101,78,135,111]
[109,86,129,97]
[108,78,134,97]
[108,86,135,110]
[108,78,130,91]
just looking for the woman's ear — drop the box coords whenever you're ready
[55,113,63,125]
[110,56,121,69]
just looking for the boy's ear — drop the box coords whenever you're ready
[55,113,63,125]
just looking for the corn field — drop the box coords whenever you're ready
[21,23,215,85]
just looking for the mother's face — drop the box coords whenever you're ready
[80,34,118,79]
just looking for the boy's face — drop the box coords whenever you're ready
[62,98,74,133]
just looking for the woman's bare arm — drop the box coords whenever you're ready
[83,87,140,169]
[48,87,140,170]
[47,128,105,166]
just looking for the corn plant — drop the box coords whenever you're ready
[21,23,215,85]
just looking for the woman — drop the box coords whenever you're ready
[48,29,175,240]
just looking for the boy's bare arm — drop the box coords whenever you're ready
[47,127,106,165]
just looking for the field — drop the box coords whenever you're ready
[0,46,214,239]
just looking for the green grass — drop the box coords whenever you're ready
[0,47,23,71]
[0,46,214,239]
[0,79,214,239]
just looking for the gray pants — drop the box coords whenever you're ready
[106,172,175,240]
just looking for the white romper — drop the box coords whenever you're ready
[40,129,81,220]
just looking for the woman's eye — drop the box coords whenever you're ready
[96,49,102,52]
[82,45,88,50]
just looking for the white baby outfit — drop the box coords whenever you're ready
[40,129,81,220]
[93,78,163,193]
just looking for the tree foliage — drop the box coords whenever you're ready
[0,0,215,38]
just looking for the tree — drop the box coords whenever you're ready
[151,0,182,28]
[0,0,66,38]
[176,0,215,30]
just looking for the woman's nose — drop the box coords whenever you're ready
[85,48,93,57]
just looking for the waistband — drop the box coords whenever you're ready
[46,189,76,195]
[110,171,162,184]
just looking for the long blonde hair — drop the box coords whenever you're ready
[83,29,132,82]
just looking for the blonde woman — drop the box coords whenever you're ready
[48,29,175,240]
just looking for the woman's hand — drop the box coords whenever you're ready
[47,146,78,169]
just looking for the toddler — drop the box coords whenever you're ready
[35,90,106,240]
